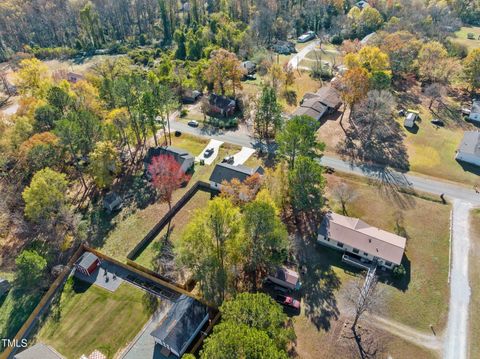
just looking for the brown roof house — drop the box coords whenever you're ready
[318,212,406,270]
[456,131,480,166]
[294,86,342,121]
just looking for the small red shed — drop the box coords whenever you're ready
[75,252,100,276]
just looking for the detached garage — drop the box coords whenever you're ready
[456,131,480,166]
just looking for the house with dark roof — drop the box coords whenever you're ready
[296,86,342,121]
[181,89,202,104]
[209,94,236,117]
[318,212,406,269]
[144,146,195,174]
[209,163,264,190]
[456,131,480,166]
[150,295,209,358]
[14,343,64,359]
[75,252,101,276]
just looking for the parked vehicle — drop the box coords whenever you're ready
[431,119,445,127]
[276,294,301,309]
[188,120,199,127]
[222,155,234,164]
[0,278,10,298]
[273,285,289,294]
[298,31,316,43]
[204,148,215,157]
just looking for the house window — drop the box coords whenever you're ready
[336,242,344,248]
[363,252,369,256]
[326,237,330,242]
[385,261,392,267]
[352,248,359,254]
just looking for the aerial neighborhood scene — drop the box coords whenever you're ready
[1,0,480,358]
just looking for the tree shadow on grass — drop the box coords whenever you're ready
[294,236,341,331]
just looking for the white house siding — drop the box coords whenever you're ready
[317,234,394,269]
[456,152,480,166]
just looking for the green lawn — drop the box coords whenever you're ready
[99,134,240,260]
[37,278,152,359]
[469,208,480,359]
[326,173,451,331]
[304,48,342,64]
[451,26,480,52]
[0,273,44,352]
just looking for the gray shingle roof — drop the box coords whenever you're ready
[209,163,264,184]
[14,343,64,359]
[145,146,194,167]
[150,295,209,356]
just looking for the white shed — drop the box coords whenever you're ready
[469,101,480,122]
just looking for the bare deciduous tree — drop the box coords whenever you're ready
[347,273,383,332]
[424,83,446,110]
[332,182,357,215]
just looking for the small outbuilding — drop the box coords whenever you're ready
[103,192,123,213]
[75,252,101,276]
[181,89,202,104]
[404,111,418,128]
[241,61,257,75]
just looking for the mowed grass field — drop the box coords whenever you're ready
[469,208,480,359]
[326,173,451,331]
[451,26,480,52]
[99,133,241,260]
[37,279,151,359]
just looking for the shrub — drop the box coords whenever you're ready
[331,34,344,45]
[180,109,188,117]
[392,264,406,278]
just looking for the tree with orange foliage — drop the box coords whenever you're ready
[220,173,263,205]
[333,67,370,128]
[205,49,244,97]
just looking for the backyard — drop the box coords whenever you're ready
[37,277,153,359]
[450,26,480,52]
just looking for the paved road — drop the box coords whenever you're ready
[170,119,480,205]
[444,201,472,359]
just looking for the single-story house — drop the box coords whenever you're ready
[469,100,480,122]
[267,267,301,290]
[144,146,195,174]
[103,192,123,212]
[292,98,328,121]
[318,212,406,270]
[0,278,10,297]
[150,295,209,358]
[297,86,342,121]
[241,61,256,75]
[209,94,236,117]
[14,343,64,359]
[209,163,264,190]
[456,131,480,166]
[181,89,202,104]
[75,252,101,276]
[404,111,418,128]
[66,72,84,84]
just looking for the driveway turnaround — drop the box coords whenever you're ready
[444,200,472,359]
[196,139,223,165]
[232,147,256,166]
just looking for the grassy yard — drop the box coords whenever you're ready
[37,278,152,359]
[0,272,44,352]
[99,134,240,260]
[468,208,480,359]
[451,26,480,52]
[325,173,451,331]
[135,190,212,270]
